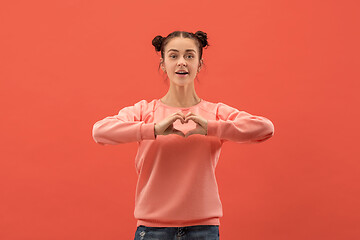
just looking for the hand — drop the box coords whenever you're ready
[154,111,187,137]
[154,111,208,138]
[184,112,208,138]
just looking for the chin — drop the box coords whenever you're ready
[175,78,194,84]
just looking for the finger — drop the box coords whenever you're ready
[178,115,186,124]
[185,116,197,123]
[185,112,196,120]
[173,113,185,123]
[185,131,194,137]
[172,111,183,119]
[180,111,186,116]
[173,129,185,137]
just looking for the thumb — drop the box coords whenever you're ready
[185,131,195,138]
[173,129,185,137]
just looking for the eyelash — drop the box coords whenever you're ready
[170,55,194,59]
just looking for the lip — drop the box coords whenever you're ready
[176,73,189,77]
[175,69,188,73]
[175,72,189,76]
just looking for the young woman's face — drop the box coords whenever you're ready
[161,37,203,86]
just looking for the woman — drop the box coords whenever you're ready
[92,30,275,240]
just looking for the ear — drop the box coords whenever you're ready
[160,58,166,72]
[198,59,203,72]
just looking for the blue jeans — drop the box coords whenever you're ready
[134,224,220,240]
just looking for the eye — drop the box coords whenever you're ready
[169,55,194,59]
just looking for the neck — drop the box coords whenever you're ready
[161,85,201,108]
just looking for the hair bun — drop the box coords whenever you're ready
[152,35,164,52]
[194,31,209,48]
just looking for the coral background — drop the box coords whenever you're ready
[1,0,359,239]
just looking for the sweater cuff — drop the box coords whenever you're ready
[207,120,220,137]
[141,122,156,140]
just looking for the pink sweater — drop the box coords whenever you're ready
[92,98,275,227]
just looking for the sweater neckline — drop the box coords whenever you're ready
[158,98,204,110]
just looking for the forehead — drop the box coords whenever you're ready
[165,37,197,53]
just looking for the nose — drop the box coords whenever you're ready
[177,56,187,66]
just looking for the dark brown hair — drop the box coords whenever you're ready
[152,30,210,83]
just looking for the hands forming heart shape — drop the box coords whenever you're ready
[154,111,208,138]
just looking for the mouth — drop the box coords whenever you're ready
[175,71,189,75]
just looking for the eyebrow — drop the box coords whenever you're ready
[167,49,196,53]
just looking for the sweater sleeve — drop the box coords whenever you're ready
[206,102,275,144]
[92,100,156,145]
